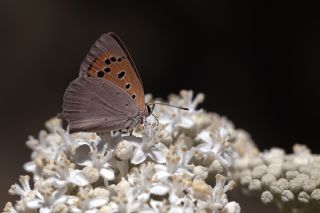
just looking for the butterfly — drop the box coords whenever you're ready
[59,32,187,134]
[59,32,153,134]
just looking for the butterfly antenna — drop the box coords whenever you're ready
[149,102,189,110]
[150,113,159,126]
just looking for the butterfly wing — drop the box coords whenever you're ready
[60,77,139,133]
[79,32,145,112]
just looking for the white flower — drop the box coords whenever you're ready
[79,143,115,185]
[168,90,204,112]
[221,201,241,213]
[25,183,68,213]
[197,129,235,170]
[68,186,110,212]
[168,174,192,204]
[155,145,194,180]
[154,91,204,132]
[9,175,32,198]
[235,144,320,212]
[8,176,70,213]
[6,91,245,213]
[131,124,166,164]
[24,131,63,180]
[195,174,234,212]
[45,155,89,188]
[128,162,155,194]
[24,125,98,182]
[131,140,166,164]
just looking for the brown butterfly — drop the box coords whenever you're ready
[59,32,187,134]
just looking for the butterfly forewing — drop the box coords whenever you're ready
[79,32,145,111]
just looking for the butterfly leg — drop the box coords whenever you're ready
[150,113,159,127]
[129,129,134,136]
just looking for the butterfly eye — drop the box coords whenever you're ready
[104,67,111,73]
[146,105,151,113]
[132,94,136,99]
[118,58,122,62]
[125,83,131,90]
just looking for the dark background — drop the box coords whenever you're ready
[0,0,319,211]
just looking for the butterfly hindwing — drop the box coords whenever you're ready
[79,32,145,111]
[60,77,139,133]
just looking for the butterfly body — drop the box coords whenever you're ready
[60,33,150,133]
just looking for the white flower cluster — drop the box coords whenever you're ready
[4,91,245,213]
[234,144,320,212]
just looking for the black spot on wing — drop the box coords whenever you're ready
[105,59,111,65]
[110,57,116,62]
[97,71,104,78]
[118,71,125,79]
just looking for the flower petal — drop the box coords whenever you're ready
[140,209,156,213]
[138,192,150,202]
[100,168,115,180]
[154,165,170,180]
[23,161,36,173]
[198,145,211,154]
[66,196,78,205]
[179,117,193,128]
[197,130,212,144]
[69,170,89,186]
[25,199,43,209]
[150,199,164,211]
[149,148,166,163]
[88,197,108,208]
[68,206,82,213]
[150,184,170,196]
[39,207,52,213]
[53,179,68,188]
[131,147,146,164]
[168,207,184,213]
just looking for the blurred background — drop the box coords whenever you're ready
[0,0,319,210]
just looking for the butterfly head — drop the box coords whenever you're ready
[145,104,155,116]
[143,103,188,127]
